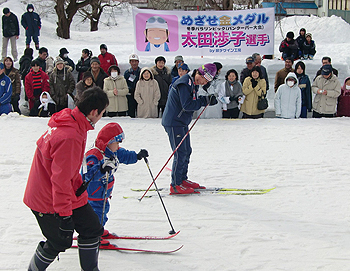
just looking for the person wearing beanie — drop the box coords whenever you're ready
[294,61,312,118]
[144,15,170,52]
[296,28,306,58]
[98,43,118,74]
[19,48,34,102]
[124,53,141,118]
[34,47,54,75]
[274,72,302,119]
[240,65,267,119]
[150,56,171,116]
[170,62,190,86]
[75,71,96,105]
[302,33,316,60]
[25,59,50,115]
[49,56,76,112]
[171,55,184,79]
[21,4,41,50]
[58,47,75,71]
[4,56,21,114]
[2,7,19,62]
[274,57,295,92]
[0,61,13,115]
[82,122,148,246]
[103,65,129,117]
[76,48,92,81]
[279,31,298,60]
[312,64,341,118]
[88,56,108,89]
[162,63,218,195]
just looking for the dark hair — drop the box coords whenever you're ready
[3,56,13,66]
[295,61,305,75]
[285,57,294,64]
[250,65,262,78]
[77,86,109,115]
[31,59,41,67]
[322,56,331,63]
[24,47,34,57]
[225,69,238,80]
[155,56,166,64]
[141,69,153,80]
[213,62,223,74]
[108,65,120,75]
[38,47,48,54]
[82,49,92,57]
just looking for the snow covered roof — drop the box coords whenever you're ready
[261,2,318,15]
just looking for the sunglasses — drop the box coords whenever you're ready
[147,16,167,24]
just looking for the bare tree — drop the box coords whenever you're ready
[78,0,122,32]
[54,0,92,39]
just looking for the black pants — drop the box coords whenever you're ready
[11,95,21,114]
[107,111,127,117]
[242,112,264,119]
[223,108,240,119]
[32,203,104,257]
[312,111,335,118]
[127,94,137,118]
[158,104,165,117]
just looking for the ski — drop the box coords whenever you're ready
[73,230,180,241]
[71,244,183,254]
[131,187,275,193]
[123,188,275,199]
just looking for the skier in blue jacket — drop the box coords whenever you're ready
[0,62,13,115]
[21,4,41,50]
[82,123,148,230]
[162,63,218,195]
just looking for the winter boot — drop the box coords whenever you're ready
[35,44,39,50]
[170,184,198,195]
[28,241,56,271]
[77,237,100,271]
[182,180,206,189]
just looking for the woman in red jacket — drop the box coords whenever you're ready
[23,87,109,271]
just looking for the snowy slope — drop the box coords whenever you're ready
[1,0,350,270]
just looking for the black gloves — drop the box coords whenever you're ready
[229,96,236,102]
[251,78,258,88]
[100,157,116,174]
[208,95,218,106]
[137,149,149,160]
[57,215,74,239]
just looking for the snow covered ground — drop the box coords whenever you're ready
[1,0,350,270]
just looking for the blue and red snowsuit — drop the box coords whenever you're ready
[82,139,137,226]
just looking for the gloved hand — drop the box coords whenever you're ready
[208,95,218,106]
[229,96,236,102]
[100,157,116,174]
[137,149,149,160]
[251,78,258,88]
[57,215,74,239]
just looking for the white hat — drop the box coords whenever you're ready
[129,54,139,61]
[145,16,168,30]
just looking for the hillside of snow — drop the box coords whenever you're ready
[1,0,350,270]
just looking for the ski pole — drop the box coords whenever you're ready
[142,157,176,235]
[76,169,100,197]
[100,171,110,225]
[138,101,211,201]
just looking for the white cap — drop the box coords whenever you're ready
[145,16,168,30]
[129,54,139,61]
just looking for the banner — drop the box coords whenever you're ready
[133,8,274,56]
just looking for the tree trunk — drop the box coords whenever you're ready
[55,0,91,39]
[90,1,102,32]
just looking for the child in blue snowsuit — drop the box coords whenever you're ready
[0,62,13,115]
[82,122,148,226]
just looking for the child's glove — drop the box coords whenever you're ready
[100,157,116,174]
[137,149,149,160]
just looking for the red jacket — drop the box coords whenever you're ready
[98,52,118,74]
[23,107,94,216]
[25,68,50,109]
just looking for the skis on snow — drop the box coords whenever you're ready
[72,231,182,253]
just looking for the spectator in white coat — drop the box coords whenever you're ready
[274,72,302,119]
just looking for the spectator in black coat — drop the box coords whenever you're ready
[21,4,41,50]
[279,32,298,60]
[88,56,108,89]
[19,47,33,101]
[252,53,269,91]
[314,56,338,80]
[296,28,306,58]
[76,48,92,81]
[58,47,75,71]
[171,55,184,79]
[240,56,255,84]
[2,8,19,62]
